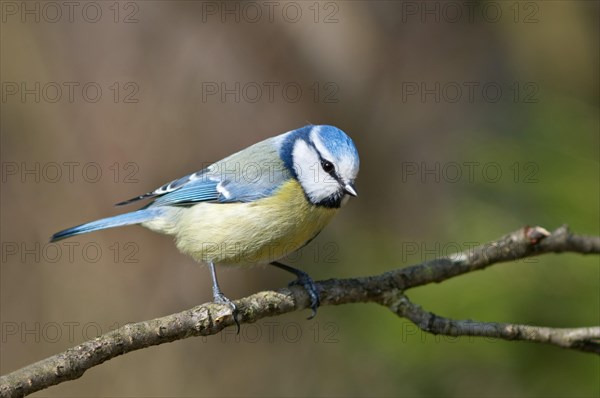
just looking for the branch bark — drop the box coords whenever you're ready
[390,294,600,354]
[1,225,599,397]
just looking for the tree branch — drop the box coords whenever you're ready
[1,225,598,397]
[388,293,600,354]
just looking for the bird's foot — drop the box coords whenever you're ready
[213,292,241,333]
[289,271,321,319]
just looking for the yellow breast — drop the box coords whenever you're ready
[167,179,338,265]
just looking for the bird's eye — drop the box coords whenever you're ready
[321,160,335,173]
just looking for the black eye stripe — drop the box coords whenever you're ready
[309,141,338,179]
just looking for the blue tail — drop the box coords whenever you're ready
[50,208,163,242]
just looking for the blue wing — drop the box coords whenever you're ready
[114,169,212,206]
[116,135,292,208]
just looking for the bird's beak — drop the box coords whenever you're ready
[344,183,358,197]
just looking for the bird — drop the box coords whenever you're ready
[50,124,360,328]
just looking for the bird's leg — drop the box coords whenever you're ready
[209,262,240,333]
[270,261,320,319]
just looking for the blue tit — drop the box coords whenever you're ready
[51,125,360,325]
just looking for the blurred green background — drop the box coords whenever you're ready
[1,1,598,397]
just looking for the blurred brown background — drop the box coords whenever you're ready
[1,1,598,397]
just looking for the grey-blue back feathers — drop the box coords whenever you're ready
[116,124,360,208]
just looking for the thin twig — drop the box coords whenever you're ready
[386,293,600,354]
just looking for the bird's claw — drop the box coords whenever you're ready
[289,273,321,319]
[213,293,241,334]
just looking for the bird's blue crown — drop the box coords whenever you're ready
[279,125,359,178]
